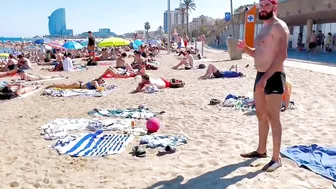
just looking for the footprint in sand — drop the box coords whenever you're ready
[9,181,19,187]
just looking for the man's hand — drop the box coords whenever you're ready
[237,40,246,50]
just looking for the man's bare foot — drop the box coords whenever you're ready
[171,67,178,70]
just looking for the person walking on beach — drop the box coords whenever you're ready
[237,0,289,172]
[87,31,96,60]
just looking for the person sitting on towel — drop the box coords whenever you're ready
[172,50,194,70]
[46,77,105,90]
[115,53,128,69]
[131,74,171,93]
[0,83,38,100]
[199,64,244,79]
[17,69,63,81]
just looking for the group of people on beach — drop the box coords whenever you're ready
[1,0,292,173]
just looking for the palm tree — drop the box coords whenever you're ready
[179,1,186,32]
[180,0,196,37]
[144,22,151,38]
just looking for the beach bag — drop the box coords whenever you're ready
[145,64,158,70]
[87,60,98,66]
[170,79,185,88]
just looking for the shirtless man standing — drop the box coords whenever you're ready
[237,0,289,172]
[87,31,96,59]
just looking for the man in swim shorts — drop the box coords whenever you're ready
[172,50,194,70]
[237,0,289,172]
[87,31,96,60]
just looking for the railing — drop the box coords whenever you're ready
[205,21,232,45]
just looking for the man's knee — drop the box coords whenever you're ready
[256,110,268,122]
[267,111,280,125]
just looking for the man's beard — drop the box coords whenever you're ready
[258,10,273,20]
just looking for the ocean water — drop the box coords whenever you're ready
[0,37,35,53]
[210,44,336,64]
[0,37,34,42]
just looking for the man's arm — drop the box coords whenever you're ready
[243,46,255,58]
[262,24,288,80]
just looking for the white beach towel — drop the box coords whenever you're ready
[40,118,131,140]
[53,130,134,157]
[42,85,116,97]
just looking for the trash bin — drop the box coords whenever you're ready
[226,37,242,60]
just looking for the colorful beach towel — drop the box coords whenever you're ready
[52,130,134,157]
[281,144,336,181]
[41,118,131,140]
[88,107,156,119]
[140,135,187,148]
[42,85,116,97]
[223,94,255,111]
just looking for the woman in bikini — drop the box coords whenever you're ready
[131,74,171,93]
[46,77,105,90]
[0,83,38,100]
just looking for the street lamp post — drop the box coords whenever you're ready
[167,0,171,54]
[230,0,234,38]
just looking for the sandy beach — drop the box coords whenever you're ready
[0,48,335,189]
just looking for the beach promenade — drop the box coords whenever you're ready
[0,48,335,188]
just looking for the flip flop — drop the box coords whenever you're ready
[132,146,146,157]
[240,151,267,158]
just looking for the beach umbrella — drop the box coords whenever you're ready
[0,53,9,58]
[98,37,130,47]
[148,39,162,46]
[80,40,88,47]
[47,41,65,50]
[62,41,83,50]
[34,38,50,44]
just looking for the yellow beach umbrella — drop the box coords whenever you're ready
[98,37,130,47]
[0,53,9,58]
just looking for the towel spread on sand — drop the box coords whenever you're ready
[281,144,336,181]
[42,85,116,97]
[140,135,187,148]
[88,108,156,119]
[52,130,134,157]
[41,118,131,140]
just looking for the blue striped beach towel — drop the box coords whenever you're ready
[53,130,134,157]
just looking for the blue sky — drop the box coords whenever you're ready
[0,0,255,37]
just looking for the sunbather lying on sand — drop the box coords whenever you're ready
[199,64,244,79]
[0,83,38,100]
[100,63,146,78]
[46,77,105,90]
[131,74,185,93]
[172,50,194,70]
[131,74,170,93]
[17,69,63,81]
[0,69,19,78]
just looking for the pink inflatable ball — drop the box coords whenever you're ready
[146,118,160,133]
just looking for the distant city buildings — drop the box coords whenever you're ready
[163,8,187,33]
[48,8,73,37]
[78,28,117,38]
[163,8,216,35]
